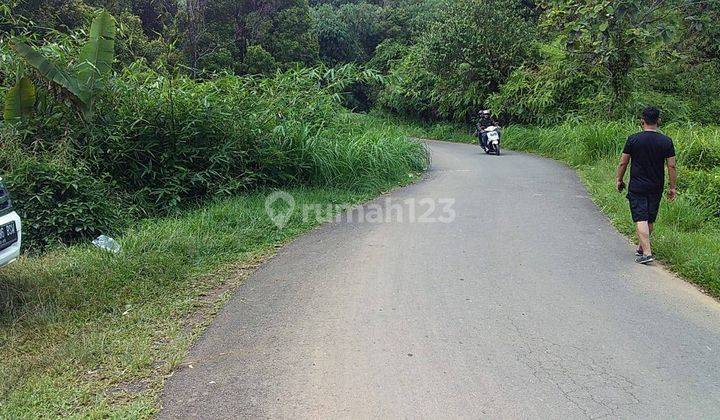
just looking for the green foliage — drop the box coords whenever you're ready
[380,0,536,121]
[114,12,167,67]
[378,46,440,119]
[677,1,720,62]
[263,1,319,65]
[3,76,35,120]
[313,63,385,110]
[634,60,720,125]
[241,45,278,75]
[77,9,116,88]
[9,10,117,118]
[337,2,385,59]
[366,39,407,73]
[0,126,126,251]
[10,40,89,104]
[424,0,536,119]
[492,28,720,125]
[541,0,677,109]
[312,4,363,65]
[488,42,604,125]
[177,0,319,74]
[1,62,425,249]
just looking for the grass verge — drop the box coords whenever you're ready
[369,111,476,144]
[0,186,419,417]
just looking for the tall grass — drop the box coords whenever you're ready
[502,122,720,294]
[1,67,429,250]
[367,111,476,144]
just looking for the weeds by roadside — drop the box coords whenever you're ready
[369,111,476,144]
[0,187,403,417]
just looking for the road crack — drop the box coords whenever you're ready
[507,317,640,419]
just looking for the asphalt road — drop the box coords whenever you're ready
[161,141,720,419]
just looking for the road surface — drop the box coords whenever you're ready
[161,141,720,419]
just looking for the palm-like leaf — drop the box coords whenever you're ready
[3,76,36,120]
[77,10,116,89]
[10,40,90,103]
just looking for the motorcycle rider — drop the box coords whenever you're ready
[476,110,498,150]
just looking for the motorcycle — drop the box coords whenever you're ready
[480,126,501,156]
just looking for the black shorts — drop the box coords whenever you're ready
[627,191,662,223]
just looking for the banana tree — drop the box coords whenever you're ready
[3,76,36,120]
[6,10,116,120]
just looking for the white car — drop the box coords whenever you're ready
[0,178,21,267]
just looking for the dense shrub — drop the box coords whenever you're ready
[241,45,278,75]
[488,43,605,125]
[0,127,126,251]
[93,72,258,210]
[311,2,387,66]
[0,64,428,250]
[378,46,441,120]
[679,168,720,218]
[490,31,720,126]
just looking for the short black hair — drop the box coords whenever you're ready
[642,107,660,125]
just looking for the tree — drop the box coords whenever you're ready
[337,2,385,60]
[678,1,720,63]
[184,0,207,72]
[242,44,277,74]
[8,10,117,119]
[231,0,318,65]
[541,0,703,111]
[312,5,363,65]
[419,0,536,119]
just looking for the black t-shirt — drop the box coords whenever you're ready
[622,131,675,194]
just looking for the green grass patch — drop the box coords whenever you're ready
[368,111,476,144]
[503,122,720,295]
[0,186,408,417]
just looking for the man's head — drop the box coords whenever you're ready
[641,107,661,128]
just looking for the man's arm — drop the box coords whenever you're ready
[616,153,630,191]
[666,156,677,201]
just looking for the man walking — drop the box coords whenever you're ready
[615,107,677,264]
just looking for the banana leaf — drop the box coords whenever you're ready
[10,40,90,103]
[77,10,116,89]
[3,76,36,120]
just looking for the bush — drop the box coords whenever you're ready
[312,4,363,65]
[625,91,692,124]
[1,64,428,250]
[93,72,258,211]
[378,46,441,120]
[0,128,126,251]
[488,42,607,125]
[241,45,278,75]
[678,168,720,218]
[666,124,720,170]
